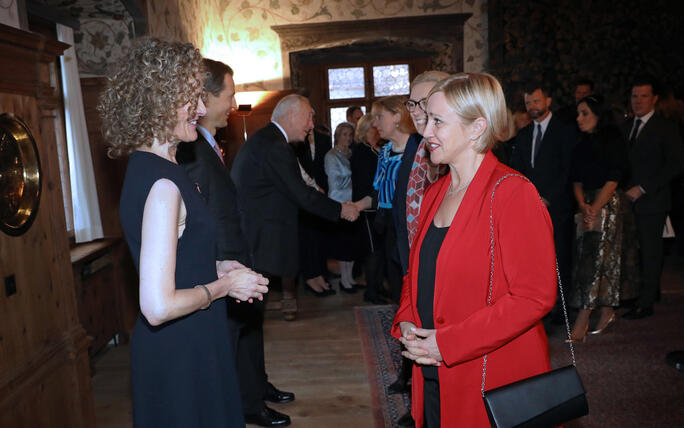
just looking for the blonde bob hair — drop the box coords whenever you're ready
[410,70,450,92]
[428,73,511,153]
[371,95,416,135]
[355,114,375,143]
[98,37,203,158]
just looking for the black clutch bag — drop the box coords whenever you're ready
[483,365,588,428]
[481,174,589,428]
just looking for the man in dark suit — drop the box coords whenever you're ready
[622,77,683,320]
[231,94,359,318]
[510,83,577,317]
[176,59,294,428]
[556,77,594,125]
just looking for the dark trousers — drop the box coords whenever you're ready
[423,377,441,428]
[377,209,404,304]
[231,286,268,415]
[551,211,574,305]
[361,212,384,300]
[298,213,328,280]
[635,212,668,308]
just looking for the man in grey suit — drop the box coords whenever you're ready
[231,94,359,319]
[622,77,683,320]
[177,59,294,427]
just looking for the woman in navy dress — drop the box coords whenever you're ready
[98,37,269,428]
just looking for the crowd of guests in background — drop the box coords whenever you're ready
[299,74,684,426]
[101,36,683,428]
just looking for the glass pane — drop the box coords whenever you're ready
[373,64,410,97]
[328,67,365,100]
[330,106,366,139]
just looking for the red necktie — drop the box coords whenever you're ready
[212,143,225,165]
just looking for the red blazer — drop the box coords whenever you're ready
[391,152,557,427]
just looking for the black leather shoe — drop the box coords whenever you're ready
[666,350,684,371]
[396,411,415,426]
[264,382,295,403]
[622,306,654,320]
[304,283,330,297]
[339,282,358,294]
[244,406,291,427]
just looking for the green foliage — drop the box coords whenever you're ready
[351,8,366,19]
[489,0,684,109]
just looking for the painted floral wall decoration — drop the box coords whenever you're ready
[147,0,488,90]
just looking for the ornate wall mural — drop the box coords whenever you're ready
[44,0,135,76]
[147,0,487,91]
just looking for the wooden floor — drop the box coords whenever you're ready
[91,282,377,428]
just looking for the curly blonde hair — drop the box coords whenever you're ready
[98,37,203,158]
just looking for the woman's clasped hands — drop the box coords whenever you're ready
[399,321,443,367]
[216,260,269,303]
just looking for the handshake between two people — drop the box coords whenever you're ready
[340,195,373,222]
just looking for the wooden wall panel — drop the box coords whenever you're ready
[0,23,95,427]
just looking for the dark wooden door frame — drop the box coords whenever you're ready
[272,13,472,89]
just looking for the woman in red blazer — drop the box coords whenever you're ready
[391,73,557,427]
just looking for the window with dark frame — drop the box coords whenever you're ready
[326,62,411,134]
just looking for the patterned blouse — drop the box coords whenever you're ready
[373,142,404,209]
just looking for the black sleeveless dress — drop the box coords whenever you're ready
[119,151,244,428]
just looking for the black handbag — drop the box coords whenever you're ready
[481,174,589,428]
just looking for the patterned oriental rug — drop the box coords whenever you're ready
[355,305,411,428]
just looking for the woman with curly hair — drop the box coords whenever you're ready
[99,37,268,427]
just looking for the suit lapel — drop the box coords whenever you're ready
[536,117,556,158]
[433,152,497,306]
[635,115,657,147]
[518,125,533,167]
[267,122,288,146]
[198,134,226,168]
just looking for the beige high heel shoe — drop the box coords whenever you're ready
[565,324,588,343]
[588,313,616,335]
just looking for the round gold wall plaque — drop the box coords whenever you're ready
[0,113,42,236]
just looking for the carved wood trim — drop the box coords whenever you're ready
[272,14,471,88]
[0,23,68,98]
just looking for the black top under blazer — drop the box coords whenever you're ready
[231,123,341,278]
[295,131,331,192]
[176,134,249,265]
[510,115,577,217]
[621,113,683,215]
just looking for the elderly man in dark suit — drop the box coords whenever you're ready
[231,94,359,318]
[510,83,577,318]
[176,59,294,428]
[622,77,683,320]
